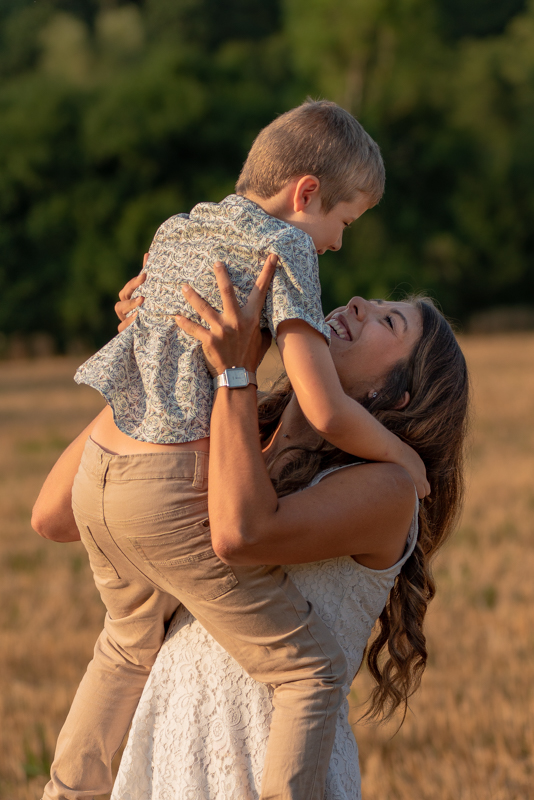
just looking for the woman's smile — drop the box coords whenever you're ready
[327,297,422,394]
[327,315,352,340]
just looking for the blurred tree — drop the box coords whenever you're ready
[0,0,293,346]
[283,0,534,319]
[144,0,280,49]
[283,0,472,313]
[0,0,533,348]
[437,0,527,39]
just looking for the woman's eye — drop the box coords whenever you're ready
[385,315,394,329]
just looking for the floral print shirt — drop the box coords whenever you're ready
[75,195,330,444]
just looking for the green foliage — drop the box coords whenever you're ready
[437,0,527,39]
[0,0,533,347]
[22,723,52,779]
[284,0,534,319]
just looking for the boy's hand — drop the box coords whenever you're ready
[115,254,148,332]
[397,441,431,499]
[175,255,278,377]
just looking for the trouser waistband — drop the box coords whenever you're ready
[81,437,209,490]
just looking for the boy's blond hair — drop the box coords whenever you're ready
[235,99,385,212]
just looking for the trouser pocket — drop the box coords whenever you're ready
[129,517,238,600]
[78,522,121,580]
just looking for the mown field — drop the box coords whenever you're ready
[0,335,533,800]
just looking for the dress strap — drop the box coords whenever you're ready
[309,461,420,571]
[307,461,366,489]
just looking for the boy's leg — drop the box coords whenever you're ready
[70,443,347,800]
[114,499,347,799]
[42,442,180,800]
[44,619,170,800]
[170,563,348,800]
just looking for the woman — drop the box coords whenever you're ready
[33,262,468,799]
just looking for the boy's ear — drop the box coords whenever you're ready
[293,175,321,213]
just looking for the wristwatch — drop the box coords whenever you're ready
[213,367,258,390]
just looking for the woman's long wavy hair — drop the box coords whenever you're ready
[257,296,469,721]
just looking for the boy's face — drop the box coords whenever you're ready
[296,192,373,255]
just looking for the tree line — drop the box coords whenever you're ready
[1,0,533,350]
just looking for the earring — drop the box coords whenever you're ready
[371,391,378,398]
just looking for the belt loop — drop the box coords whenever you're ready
[193,451,208,491]
[97,450,112,489]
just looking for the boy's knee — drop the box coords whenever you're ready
[332,649,349,688]
[315,640,348,689]
[96,627,162,669]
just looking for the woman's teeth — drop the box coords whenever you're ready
[328,318,350,340]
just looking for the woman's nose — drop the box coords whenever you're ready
[347,296,368,319]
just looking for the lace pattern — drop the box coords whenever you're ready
[112,466,418,799]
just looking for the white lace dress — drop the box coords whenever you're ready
[112,467,419,800]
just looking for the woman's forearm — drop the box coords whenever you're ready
[179,259,415,567]
[208,385,415,568]
[208,386,279,562]
[31,411,104,542]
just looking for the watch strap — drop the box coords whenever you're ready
[213,367,258,390]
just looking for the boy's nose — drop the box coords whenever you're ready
[329,234,343,252]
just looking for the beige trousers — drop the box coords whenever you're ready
[43,438,347,800]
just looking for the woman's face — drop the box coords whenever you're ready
[326,297,422,397]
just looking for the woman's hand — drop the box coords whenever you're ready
[175,255,278,377]
[115,254,148,332]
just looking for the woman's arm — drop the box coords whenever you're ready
[176,261,415,569]
[209,386,414,568]
[31,410,105,542]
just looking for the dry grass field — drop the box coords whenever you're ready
[0,335,533,800]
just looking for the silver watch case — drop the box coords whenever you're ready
[214,367,258,390]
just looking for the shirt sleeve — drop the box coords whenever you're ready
[131,213,190,304]
[262,226,331,343]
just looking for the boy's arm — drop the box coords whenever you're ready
[267,232,425,485]
[276,319,429,498]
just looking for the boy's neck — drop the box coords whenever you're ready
[241,188,293,225]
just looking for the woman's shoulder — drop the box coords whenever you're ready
[310,460,418,570]
[311,459,416,509]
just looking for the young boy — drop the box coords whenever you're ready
[44,100,426,800]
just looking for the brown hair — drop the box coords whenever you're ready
[235,99,385,212]
[257,296,469,721]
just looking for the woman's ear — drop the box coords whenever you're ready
[393,391,410,410]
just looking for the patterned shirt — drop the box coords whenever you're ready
[75,195,330,444]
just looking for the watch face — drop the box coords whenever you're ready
[226,368,248,388]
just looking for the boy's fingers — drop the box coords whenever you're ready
[417,480,431,500]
